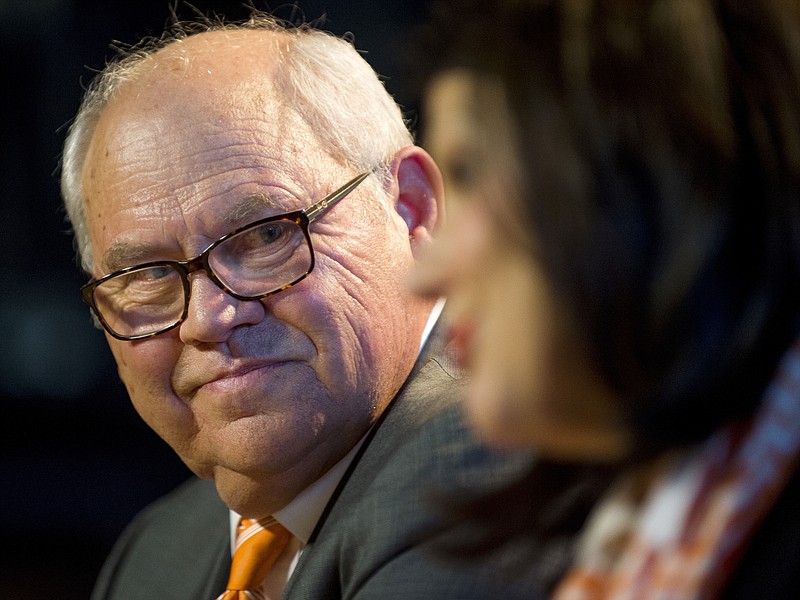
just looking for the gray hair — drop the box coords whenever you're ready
[61,12,413,274]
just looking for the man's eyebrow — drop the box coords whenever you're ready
[99,194,287,273]
[224,193,284,227]
[102,242,153,274]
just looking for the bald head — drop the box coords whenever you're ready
[62,14,413,273]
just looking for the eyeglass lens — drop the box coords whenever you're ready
[91,218,312,339]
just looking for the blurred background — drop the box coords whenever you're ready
[0,1,428,596]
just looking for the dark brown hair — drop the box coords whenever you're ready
[417,0,800,451]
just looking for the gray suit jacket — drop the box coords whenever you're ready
[91,329,552,599]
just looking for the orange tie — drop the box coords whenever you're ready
[216,517,292,600]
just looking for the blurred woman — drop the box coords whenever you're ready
[413,0,800,597]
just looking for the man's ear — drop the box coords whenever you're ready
[387,146,445,259]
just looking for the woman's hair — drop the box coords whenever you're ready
[419,0,800,451]
[61,10,412,274]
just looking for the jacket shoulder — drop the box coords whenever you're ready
[286,353,542,599]
[91,477,230,600]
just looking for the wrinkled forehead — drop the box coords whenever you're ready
[80,29,345,270]
[84,26,326,192]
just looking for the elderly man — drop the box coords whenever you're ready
[60,12,546,600]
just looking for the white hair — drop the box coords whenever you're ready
[60,12,413,273]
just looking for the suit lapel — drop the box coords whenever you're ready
[305,322,456,544]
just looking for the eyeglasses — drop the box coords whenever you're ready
[81,172,371,341]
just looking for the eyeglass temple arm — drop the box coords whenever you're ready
[303,171,372,222]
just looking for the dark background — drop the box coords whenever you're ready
[0,1,429,597]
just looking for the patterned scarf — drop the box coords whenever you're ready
[553,340,800,600]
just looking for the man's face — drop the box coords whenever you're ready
[80,32,428,517]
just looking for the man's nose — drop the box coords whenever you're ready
[178,272,265,345]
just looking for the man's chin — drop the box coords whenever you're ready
[211,467,293,518]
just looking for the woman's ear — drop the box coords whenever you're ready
[387,146,445,258]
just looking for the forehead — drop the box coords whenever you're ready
[424,71,481,168]
[425,69,517,163]
[425,69,530,245]
[81,30,340,271]
[91,29,298,152]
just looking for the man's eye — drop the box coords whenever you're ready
[220,220,300,264]
[133,265,174,281]
[258,223,286,244]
